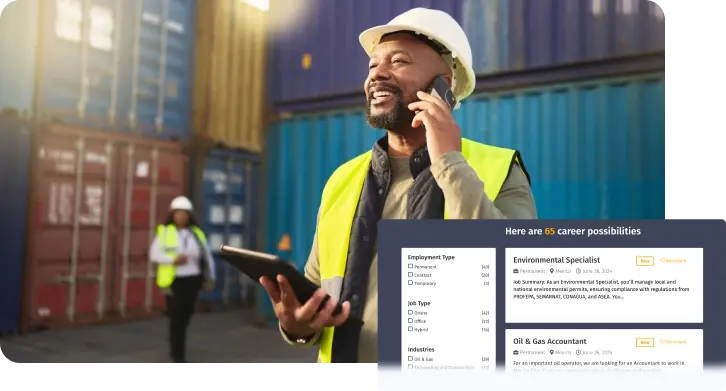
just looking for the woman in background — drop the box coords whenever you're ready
[150,196,216,363]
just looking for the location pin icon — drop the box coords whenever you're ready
[550,349,554,355]
[549,268,554,274]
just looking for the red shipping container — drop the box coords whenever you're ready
[23,123,188,332]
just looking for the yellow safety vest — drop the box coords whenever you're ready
[316,138,524,363]
[156,224,208,289]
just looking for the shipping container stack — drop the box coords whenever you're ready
[188,146,262,312]
[260,0,665,323]
[0,0,264,334]
[0,0,195,334]
[189,0,266,312]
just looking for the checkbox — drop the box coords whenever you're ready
[408,318,413,323]
[408,280,413,285]
[408,272,413,277]
[407,364,413,369]
[408,326,413,331]
[408,356,413,361]
[408,263,413,269]
[408,310,413,315]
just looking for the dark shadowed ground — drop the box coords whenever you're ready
[0,309,318,363]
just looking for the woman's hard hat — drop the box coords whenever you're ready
[169,196,193,212]
[358,8,476,102]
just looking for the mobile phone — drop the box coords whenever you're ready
[218,245,345,317]
[428,75,456,112]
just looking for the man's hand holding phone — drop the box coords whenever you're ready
[260,275,351,339]
[408,90,462,164]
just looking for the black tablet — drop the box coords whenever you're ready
[218,245,344,317]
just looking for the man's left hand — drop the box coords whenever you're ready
[408,91,462,163]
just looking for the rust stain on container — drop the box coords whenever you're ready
[193,0,267,152]
[22,123,188,332]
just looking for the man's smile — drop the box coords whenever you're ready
[368,83,399,105]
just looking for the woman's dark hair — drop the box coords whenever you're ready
[164,209,200,227]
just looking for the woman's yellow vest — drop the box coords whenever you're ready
[315,138,522,363]
[155,224,207,289]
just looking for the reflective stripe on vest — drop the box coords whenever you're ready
[315,138,522,363]
[155,224,208,289]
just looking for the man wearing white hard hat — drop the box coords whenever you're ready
[261,8,537,363]
[150,196,216,363]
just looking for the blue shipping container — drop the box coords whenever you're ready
[263,72,664,268]
[268,0,665,108]
[264,111,384,270]
[267,0,462,105]
[0,0,196,140]
[502,0,665,73]
[457,73,665,219]
[461,0,504,76]
[191,147,262,308]
[0,116,32,335]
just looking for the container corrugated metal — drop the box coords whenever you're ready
[464,0,665,75]
[257,110,385,323]
[0,117,32,335]
[189,147,261,310]
[192,0,267,152]
[267,0,667,114]
[267,0,463,105]
[455,72,665,219]
[22,123,188,332]
[461,0,507,75]
[0,2,39,118]
[0,0,196,140]
[262,73,664,268]
[263,111,385,270]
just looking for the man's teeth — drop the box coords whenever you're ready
[373,91,392,99]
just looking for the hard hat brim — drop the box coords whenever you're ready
[358,24,420,56]
[358,24,476,101]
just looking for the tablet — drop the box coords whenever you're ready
[218,245,344,317]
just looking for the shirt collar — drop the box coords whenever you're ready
[370,134,431,178]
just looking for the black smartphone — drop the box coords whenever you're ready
[428,75,456,112]
[218,245,345,317]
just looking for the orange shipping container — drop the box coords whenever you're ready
[193,0,267,152]
[22,123,188,332]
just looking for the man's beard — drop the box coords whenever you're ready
[365,87,415,132]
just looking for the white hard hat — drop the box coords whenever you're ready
[169,196,193,212]
[359,8,476,102]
